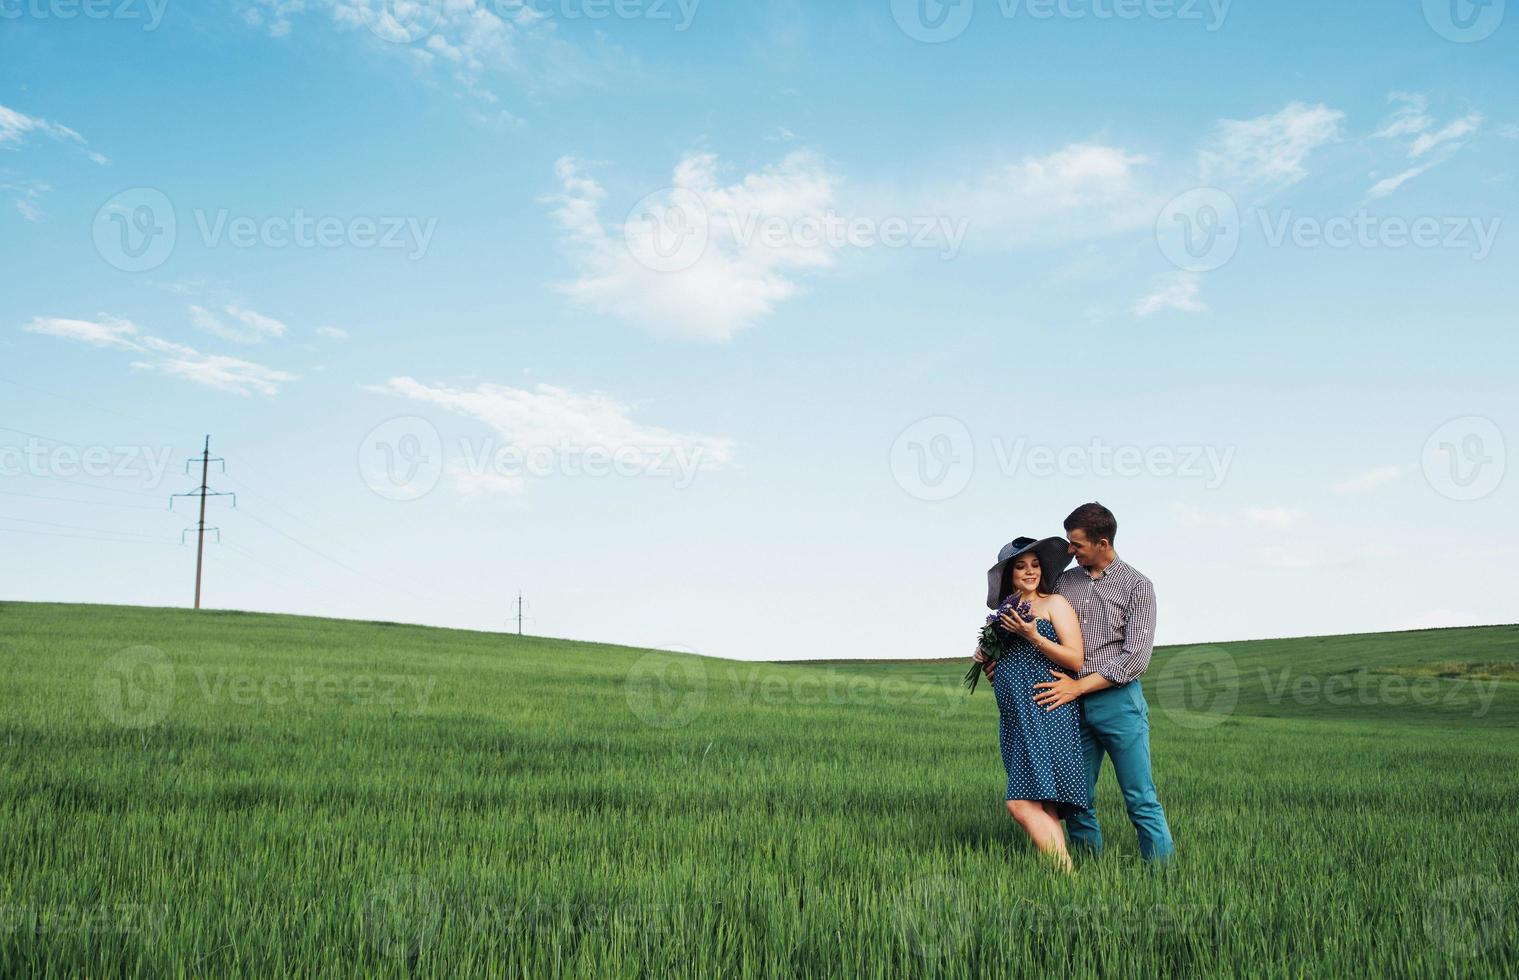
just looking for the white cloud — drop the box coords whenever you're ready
[225,304,288,338]
[1198,102,1344,187]
[1172,502,1234,529]
[1376,94,1483,157]
[1178,504,1300,528]
[1177,503,1304,530]
[1332,465,1405,494]
[445,460,527,497]
[189,303,289,343]
[22,313,295,396]
[376,375,736,492]
[0,104,79,147]
[927,142,1158,245]
[0,103,109,163]
[0,105,107,221]
[1368,93,1482,198]
[316,325,350,341]
[1132,272,1206,318]
[547,151,839,341]
[132,337,298,396]
[243,0,626,108]
[242,0,304,36]
[1373,93,1434,140]
[1244,506,1304,528]
[1410,114,1482,157]
[23,314,142,348]
[2,177,49,222]
[1367,163,1439,199]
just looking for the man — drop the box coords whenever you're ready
[978,502,1175,862]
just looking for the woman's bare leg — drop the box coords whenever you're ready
[1039,802,1075,871]
[1006,800,1075,873]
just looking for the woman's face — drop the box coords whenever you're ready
[1011,554,1042,593]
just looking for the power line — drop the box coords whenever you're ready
[220,540,394,605]
[0,514,179,542]
[0,488,164,511]
[0,424,79,444]
[4,422,444,613]
[218,469,329,535]
[218,454,438,604]
[233,503,432,603]
[220,465,486,612]
[7,470,164,499]
[0,424,184,498]
[0,522,183,546]
[219,542,311,594]
[0,375,203,442]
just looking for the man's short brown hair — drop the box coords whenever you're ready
[1064,502,1117,545]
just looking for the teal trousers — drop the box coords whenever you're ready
[1063,679,1175,861]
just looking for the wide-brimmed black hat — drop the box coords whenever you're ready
[986,535,1071,608]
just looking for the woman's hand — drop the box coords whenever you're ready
[973,646,995,681]
[999,608,1040,642]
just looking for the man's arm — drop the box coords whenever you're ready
[1103,575,1156,685]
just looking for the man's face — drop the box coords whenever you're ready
[1067,528,1104,569]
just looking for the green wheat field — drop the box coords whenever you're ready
[1,600,1515,977]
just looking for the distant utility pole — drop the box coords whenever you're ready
[170,435,235,610]
[510,591,535,636]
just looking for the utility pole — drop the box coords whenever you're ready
[510,591,535,636]
[170,436,235,610]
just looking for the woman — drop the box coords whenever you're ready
[974,536,1089,872]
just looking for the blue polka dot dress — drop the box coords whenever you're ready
[991,617,1091,818]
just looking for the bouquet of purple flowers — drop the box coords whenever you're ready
[964,595,1033,693]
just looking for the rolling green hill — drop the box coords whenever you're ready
[801,623,1519,728]
[1,601,1514,978]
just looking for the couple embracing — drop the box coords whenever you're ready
[972,502,1174,872]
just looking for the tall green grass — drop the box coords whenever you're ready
[1,601,1514,977]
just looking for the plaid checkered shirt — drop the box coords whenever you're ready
[1054,557,1157,686]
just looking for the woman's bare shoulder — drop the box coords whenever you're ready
[1031,594,1064,616]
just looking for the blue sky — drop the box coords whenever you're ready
[1,0,1515,660]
